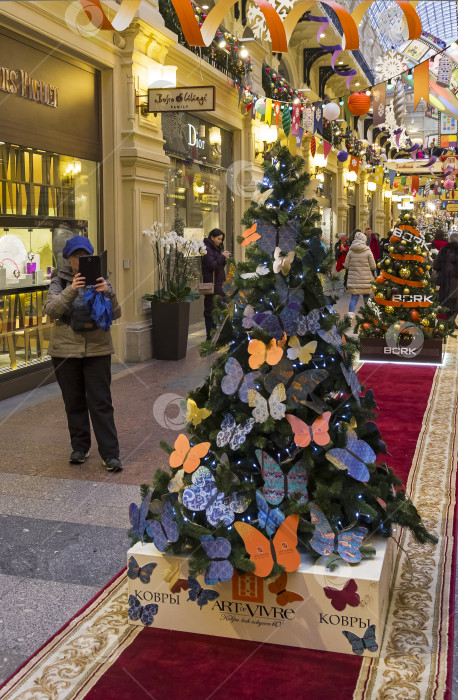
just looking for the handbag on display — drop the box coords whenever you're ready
[198,271,215,295]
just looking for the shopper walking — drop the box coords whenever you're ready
[44,235,122,472]
[201,228,230,340]
[433,230,458,320]
[365,226,381,261]
[433,230,449,252]
[334,233,349,271]
[344,231,377,317]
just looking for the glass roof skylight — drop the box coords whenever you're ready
[368,1,458,51]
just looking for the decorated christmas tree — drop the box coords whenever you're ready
[129,145,435,584]
[356,210,454,339]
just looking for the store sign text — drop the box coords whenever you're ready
[148,85,215,113]
[0,66,59,107]
[188,124,205,149]
[392,294,433,303]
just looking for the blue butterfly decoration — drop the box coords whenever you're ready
[216,414,254,451]
[128,594,158,626]
[254,301,301,340]
[256,450,308,507]
[340,362,361,403]
[257,220,298,255]
[318,325,344,350]
[296,308,322,335]
[201,535,234,585]
[146,501,179,552]
[326,428,375,483]
[187,577,220,608]
[342,624,379,655]
[182,466,249,526]
[127,556,157,584]
[275,276,304,305]
[221,357,260,403]
[256,490,285,536]
[309,503,368,564]
[129,493,152,543]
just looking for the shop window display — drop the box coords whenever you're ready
[0,142,99,375]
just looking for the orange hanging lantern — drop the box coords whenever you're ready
[348,92,371,116]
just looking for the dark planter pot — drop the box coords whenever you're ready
[151,301,190,361]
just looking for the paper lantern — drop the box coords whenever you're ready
[323,102,340,121]
[337,150,348,162]
[444,178,455,190]
[348,92,371,116]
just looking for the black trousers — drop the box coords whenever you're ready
[52,355,119,460]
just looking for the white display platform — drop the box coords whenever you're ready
[127,536,394,657]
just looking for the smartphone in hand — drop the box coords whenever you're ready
[78,255,101,286]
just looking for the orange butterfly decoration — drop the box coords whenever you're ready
[286,412,331,448]
[169,434,211,473]
[268,572,304,606]
[234,514,300,578]
[248,338,284,370]
[241,223,261,247]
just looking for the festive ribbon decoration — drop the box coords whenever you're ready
[427,155,438,175]
[306,13,357,88]
[381,270,424,287]
[391,253,426,263]
[351,1,421,41]
[80,0,142,30]
[414,59,430,110]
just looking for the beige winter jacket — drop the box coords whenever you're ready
[344,240,376,295]
[43,264,121,358]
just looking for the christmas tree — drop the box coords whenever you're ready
[356,210,454,339]
[130,145,435,581]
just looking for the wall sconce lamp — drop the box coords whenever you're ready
[345,169,357,192]
[136,65,177,115]
[367,180,376,192]
[255,124,278,157]
[384,189,392,199]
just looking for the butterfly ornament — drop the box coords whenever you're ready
[241,265,270,280]
[251,188,273,205]
[201,535,234,585]
[287,337,317,364]
[273,247,295,276]
[216,413,255,451]
[221,357,260,403]
[256,449,308,506]
[182,466,249,526]
[163,562,189,593]
[342,624,379,655]
[187,577,220,608]
[129,493,152,543]
[169,434,211,474]
[326,427,375,483]
[248,338,284,370]
[185,398,212,427]
[248,383,286,423]
[256,490,285,536]
[257,221,298,255]
[146,501,179,552]
[235,514,301,578]
[309,504,368,564]
[286,412,331,448]
[241,223,261,247]
[323,579,360,612]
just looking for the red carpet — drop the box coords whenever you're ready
[86,363,437,700]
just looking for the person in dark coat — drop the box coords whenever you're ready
[365,226,381,261]
[433,230,448,251]
[433,230,458,319]
[201,228,230,340]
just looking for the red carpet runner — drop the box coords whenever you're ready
[86,363,437,700]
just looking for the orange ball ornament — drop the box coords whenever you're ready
[411,310,420,322]
[362,323,371,330]
[348,92,371,116]
[375,275,385,284]
[390,235,399,244]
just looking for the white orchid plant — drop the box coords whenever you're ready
[143,222,207,303]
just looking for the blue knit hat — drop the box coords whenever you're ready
[62,235,94,259]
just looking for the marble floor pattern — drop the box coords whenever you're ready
[0,305,456,699]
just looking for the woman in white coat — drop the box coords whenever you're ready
[344,231,376,315]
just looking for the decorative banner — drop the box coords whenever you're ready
[411,175,420,192]
[401,175,407,186]
[291,104,301,135]
[282,106,291,136]
[314,102,323,134]
[434,178,442,195]
[437,54,454,88]
[425,180,431,196]
[265,98,272,126]
[303,106,314,131]
[374,166,384,186]
[388,169,397,188]
[349,155,359,174]
[323,140,332,160]
[414,59,430,110]
[274,101,281,125]
[296,126,304,148]
[372,83,386,127]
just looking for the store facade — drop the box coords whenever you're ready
[0,23,102,396]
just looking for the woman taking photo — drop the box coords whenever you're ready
[344,231,376,317]
[44,235,122,472]
[201,228,230,340]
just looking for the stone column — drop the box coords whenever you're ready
[337,162,349,233]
